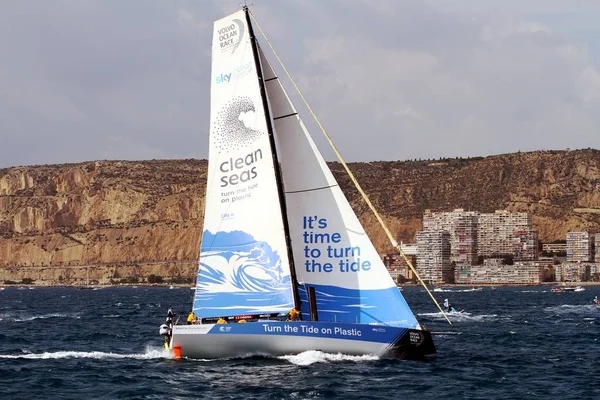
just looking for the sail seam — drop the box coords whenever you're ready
[285,184,337,194]
[273,112,298,121]
[265,77,278,82]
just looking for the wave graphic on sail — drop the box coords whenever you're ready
[194,230,294,316]
[212,96,262,152]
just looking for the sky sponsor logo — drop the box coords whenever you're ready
[216,61,253,84]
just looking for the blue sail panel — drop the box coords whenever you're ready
[298,285,419,328]
[194,230,294,318]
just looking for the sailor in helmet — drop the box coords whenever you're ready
[166,308,174,328]
[159,323,171,347]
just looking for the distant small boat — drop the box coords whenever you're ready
[553,286,584,293]
[563,286,584,292]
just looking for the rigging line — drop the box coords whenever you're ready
[250,11,453,328]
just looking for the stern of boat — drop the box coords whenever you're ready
[385,328,436,359]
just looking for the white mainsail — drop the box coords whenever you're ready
[193,11,295,318]
[259,46,419,328]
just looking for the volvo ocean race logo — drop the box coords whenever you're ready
[218,18,244,53]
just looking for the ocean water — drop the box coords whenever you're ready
[0,286,598,399]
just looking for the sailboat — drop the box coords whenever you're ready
[167,6,436,360]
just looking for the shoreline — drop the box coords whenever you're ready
[2,282,600,288]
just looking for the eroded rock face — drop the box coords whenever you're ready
[0,160,206,284]
[1,150,599,284]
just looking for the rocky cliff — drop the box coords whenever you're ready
[1,149,599,285]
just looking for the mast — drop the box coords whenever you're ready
[243,6,302,312]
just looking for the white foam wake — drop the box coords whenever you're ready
[8,312,81,322]
[0,346,171,360]
[279,350,379,366]
[418,311,497,322]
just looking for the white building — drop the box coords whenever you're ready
[566,232,593,262]
[416,230,451,285]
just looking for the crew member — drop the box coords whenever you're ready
[217,317,227,324]
[286,308,300,321]
[443,299,456,313]
[159,324,171,346]
[187,311,195,325]
[166,309,174,327]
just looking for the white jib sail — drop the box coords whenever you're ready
[259,45,419,328]
[193,11,295,318]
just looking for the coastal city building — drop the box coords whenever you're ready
[455,258,545,285]
[478,210,537,260]
[542,243,567,254]
[566,231,593,262]
[452,214,478,266]
[401,209,598,285]
[423,209,479,265]
[556,262,591,282]
[594,233,600,263]
[416,230,451,285]
[382,243,419,282]
[382,249,417,283]
[423,209,538,263]
[513,230,539,261]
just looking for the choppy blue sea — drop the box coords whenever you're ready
[1,286,598,399]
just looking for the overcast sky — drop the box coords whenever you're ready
[1,0,599,168]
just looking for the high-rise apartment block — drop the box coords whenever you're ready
[478,210,536,259]
[566,232,593,262]
[423,209,478,265]
[513,230,539,261]
[416,230,451,285]
[422,208,538,262]
[452,214,479,266]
